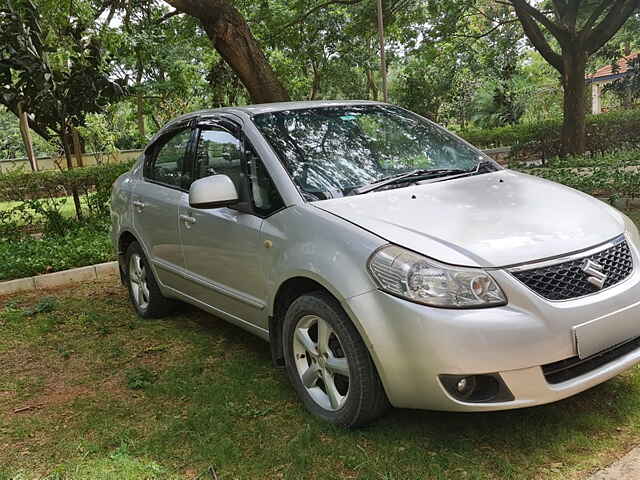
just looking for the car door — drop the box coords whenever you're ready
[179,121,284,330]
[133,126,194,288]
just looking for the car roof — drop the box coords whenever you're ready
[149,100,387,146]
[228,99,385,115]
[167,100,385,125]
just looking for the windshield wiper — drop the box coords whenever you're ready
[352,168,471,195]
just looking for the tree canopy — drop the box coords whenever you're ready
[1,0,639,158]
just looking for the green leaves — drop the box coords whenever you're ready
[125,367,157,390]
[0,219,114,281]
[515,149,640,204]
[460,108,640,161]
[0,161,131,280]
[0,0,125,138]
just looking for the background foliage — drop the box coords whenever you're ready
[0,0,639,281]
[0,0,637,161]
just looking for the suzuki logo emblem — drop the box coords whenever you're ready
[582,259,608,289]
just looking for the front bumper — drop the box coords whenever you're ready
[344,239,640,412]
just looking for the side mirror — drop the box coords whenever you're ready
[189,174,239,209]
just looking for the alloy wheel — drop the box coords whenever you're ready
[292,314,351,411]
[129,252,150,311]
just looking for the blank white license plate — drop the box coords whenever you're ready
[573,301,640,359]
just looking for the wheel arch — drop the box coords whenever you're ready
[268,273,378,374]
[117,230,140,283]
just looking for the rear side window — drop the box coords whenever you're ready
[145,129,192,189]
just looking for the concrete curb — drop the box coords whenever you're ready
[589,446,640,479]
[0,261,119,297]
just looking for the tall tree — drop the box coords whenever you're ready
[503,0,640,155]
[426,0,639,154]
[0,0,124,218]
[161,0,290,103]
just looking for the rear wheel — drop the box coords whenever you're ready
[125,241,174,318]
[283,291,388,427]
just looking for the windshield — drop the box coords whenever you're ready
[253,104,498,200]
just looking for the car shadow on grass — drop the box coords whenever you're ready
[5,287,638,479]
[157,302,640,478]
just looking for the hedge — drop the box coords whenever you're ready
[0,161,133,203]
[0,161,133,237]
[513,149,640,203]
[459,109,640,161]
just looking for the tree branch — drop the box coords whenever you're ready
[507,0,569,41]
[508,1,565,72]
[581,0,615,34]
[158,9,183,23]
[450,18,520,40]
[272,0,364,38]
[586,0,640,54]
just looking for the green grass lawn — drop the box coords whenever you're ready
[2,273,640,480]
[1,208,639,479]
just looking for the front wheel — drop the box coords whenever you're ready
[124,241,175,318]
[283,292,388,427]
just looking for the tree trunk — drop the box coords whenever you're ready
[165,0,289,103]
[366,69,378,101]
[137,92,146,138]
[561,51,587,156]
[309,62,321,100]
[136,49,146,139]
[17,102,38,171]
[376,0,388,102]
[62,132,83,221]
[71,128,84,167]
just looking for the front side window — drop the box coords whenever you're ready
[246,145,284,216]
[146,129,192,189]
[253,105,498,200]
[193,128,249,203]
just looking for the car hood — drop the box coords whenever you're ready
[313,170,626,268]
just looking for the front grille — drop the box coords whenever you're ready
[511,237,633,300]
[542,336,640,384]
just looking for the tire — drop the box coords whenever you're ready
[124,241,175,318]
[282,291,389,427]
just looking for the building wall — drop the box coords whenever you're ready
[0,149,143,174]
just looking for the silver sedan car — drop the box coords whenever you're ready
[111,101,640,427]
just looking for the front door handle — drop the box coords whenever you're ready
[133,200,145,212]
[180,213,197,228]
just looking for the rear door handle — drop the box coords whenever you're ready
[180,213,196,228]
[133,200,145,212]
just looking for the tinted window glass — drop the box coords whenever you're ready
[194,129,249,202]
[253,105,496,200]
[246,145,284,216]
[147,129,192,188]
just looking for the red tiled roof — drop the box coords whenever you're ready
[588,52,640,80]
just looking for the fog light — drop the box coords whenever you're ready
[439,374,514,403]
[456,378,468,392]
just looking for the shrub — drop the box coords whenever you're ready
[0,217,114,281]
[0,161,133,236]
[513,149,640,203]
[0,161,133,204]
[459,108,640,161]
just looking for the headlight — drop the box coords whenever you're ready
[368,245,506,308]
[622,213,640,248]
